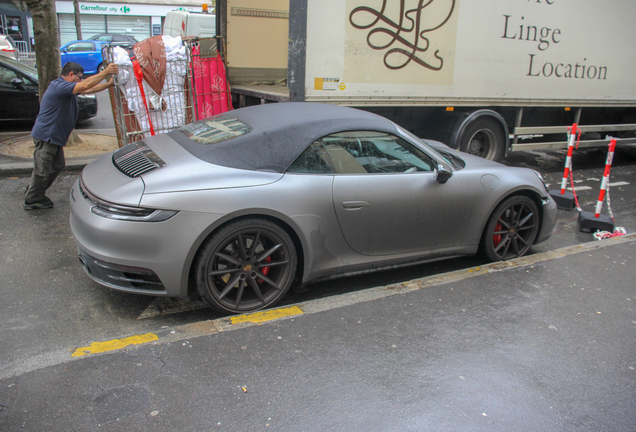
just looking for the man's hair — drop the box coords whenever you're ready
[61,62,84,77]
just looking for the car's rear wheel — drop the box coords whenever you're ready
[481,196,539,261]
[97,63,105,73]
[194,218,297,314]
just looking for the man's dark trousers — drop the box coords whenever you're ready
[26,139,65,202]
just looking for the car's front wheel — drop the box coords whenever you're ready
[481,195,540,261]
[194,218,297,314]
[97,63,105,73]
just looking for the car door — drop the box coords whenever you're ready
[325,131,474,256]
[0,63,39,121]
[60,41,101,74]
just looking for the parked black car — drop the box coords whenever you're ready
[88,33,138,47]
[0,57,98,123]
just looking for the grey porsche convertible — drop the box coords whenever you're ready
[70,103,557,314]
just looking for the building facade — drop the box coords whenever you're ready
[0,0,208,51]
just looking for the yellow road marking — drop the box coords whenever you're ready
[71,333,159,357]
[230,306,304,324]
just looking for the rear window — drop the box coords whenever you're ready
[178,116,252,145]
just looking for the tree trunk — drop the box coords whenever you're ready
[66,130,83,147]
[73,0,82,40]
[24,0,61,101]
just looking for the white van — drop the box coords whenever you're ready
[163,11,216,38]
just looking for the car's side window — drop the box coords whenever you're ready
[321,131,436,174]
[0,65,17,86]
[67,42,96,52]
[286,141,334,174]
[20,73,36,87]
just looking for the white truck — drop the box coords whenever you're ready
[179,0,636,161]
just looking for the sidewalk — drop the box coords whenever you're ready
[0,129,116,176]
[1,235,634,431]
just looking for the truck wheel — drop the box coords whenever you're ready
[459,117,505,162]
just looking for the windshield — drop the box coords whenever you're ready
[396,126,453,162]
[0,57,37,79]
[399,126,466,169]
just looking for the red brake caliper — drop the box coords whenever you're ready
[493,222,503,247]
[258,256,271,283]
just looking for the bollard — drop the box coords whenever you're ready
[578,139,616,233]
[548,123,579,210]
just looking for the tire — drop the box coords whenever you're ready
[194,218,297,314]
[97,63,105,73]
[481,196,540,261]
[459,117,505,162]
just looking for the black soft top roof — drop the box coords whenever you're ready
[168,103,400,172]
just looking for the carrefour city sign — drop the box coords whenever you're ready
[56,1,201,16]
[80,4,130,13]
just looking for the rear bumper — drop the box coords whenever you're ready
[69,178,224,298]
[78,96,98,119]
[78,248,168,295]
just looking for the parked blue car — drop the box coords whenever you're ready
[59,40,110,75]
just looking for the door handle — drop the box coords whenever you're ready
[341,201,370,210]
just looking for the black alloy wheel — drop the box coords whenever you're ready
[482,195,540,261]
[195,218,297,314]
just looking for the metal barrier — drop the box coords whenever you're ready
[13,40,30,59]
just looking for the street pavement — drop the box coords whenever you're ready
[1,130,635,430]
[0,234,634,431]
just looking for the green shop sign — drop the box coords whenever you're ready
[80,4,132,13]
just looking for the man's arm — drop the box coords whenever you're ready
[72,63,119,95]
[80,78,114,94]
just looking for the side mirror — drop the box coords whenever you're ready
[11,77,26,91]
[434,164,452,184]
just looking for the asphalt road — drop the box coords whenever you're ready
[1,223,635,431]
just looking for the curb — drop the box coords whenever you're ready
[0,157,98,177]
[209,232,636,333]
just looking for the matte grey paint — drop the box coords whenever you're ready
[70,103,557,300]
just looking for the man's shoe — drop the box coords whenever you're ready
[24,197,54,210]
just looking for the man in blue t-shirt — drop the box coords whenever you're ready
[24,61,119,210]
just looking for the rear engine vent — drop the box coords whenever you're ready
[113,141,165,178]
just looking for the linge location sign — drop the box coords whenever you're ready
[304,0,635,102]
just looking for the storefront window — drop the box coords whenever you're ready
[58,14,150,46]
[59,14,106,45]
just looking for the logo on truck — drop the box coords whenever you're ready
[345,0,459,85]
[349,0,456,71]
